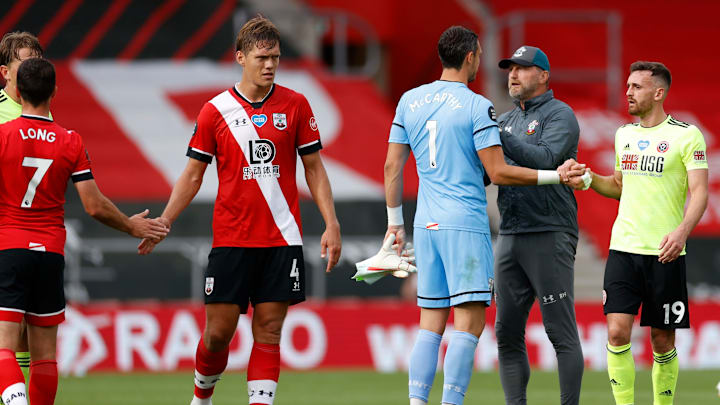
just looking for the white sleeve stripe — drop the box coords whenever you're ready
[72,169,91,176]
[297,140,320,149]
[191,147,214,157]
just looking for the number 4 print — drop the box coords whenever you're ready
[21,157,53,208]
[290,258,299,281]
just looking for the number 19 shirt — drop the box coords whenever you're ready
[611,115,708,255]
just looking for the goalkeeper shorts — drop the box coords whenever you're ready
[414,228,493,308]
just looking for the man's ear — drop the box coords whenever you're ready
[236,50,245,67]
[0,65,9,82]
[655,86,666,101]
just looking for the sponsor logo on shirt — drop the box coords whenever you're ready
[309,116,318,131]
[251,114,267,128]
[488,106,496,122]
[694,150,706,161]
[542,294,556,305]
[621,154,638,170]
[243,139,280,180]
[622,153,664,174]
[623,143,630,150]
[638,139,650,150]
[526,120,539,135]
[657,141,669,153]
[231,117,249,127]
[273,113,287,130]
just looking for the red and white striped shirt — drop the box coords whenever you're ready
[187,84,322,247]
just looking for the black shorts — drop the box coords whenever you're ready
[0,249,65,326]
[603,250,689,329]
[204,246,306,313]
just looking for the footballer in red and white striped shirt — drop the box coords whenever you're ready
[136,16,341,405]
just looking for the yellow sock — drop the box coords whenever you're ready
[16,351,30,382]
[652,348,678,405]
[607,342,635,405]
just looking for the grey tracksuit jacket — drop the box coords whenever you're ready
[496,90,580,235]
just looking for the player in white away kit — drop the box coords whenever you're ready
[383,26,588,405]
[138,16,341,405]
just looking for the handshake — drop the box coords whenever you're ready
[557,158,592,190]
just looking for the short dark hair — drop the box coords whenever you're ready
[630,61,671,88]
[235,15,280,54]
[17,58,55,107]
[437,26,479,70]
[0,31,43,66]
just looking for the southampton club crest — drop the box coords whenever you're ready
[526,120,539,135]
[273,113,287,130]
[205,277,214,295]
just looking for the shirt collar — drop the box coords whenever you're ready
[514,89,554,110]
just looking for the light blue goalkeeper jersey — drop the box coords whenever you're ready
[388,80,500,234]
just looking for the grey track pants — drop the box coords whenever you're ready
[494,232,584,405]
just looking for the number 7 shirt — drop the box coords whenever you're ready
[187,84,322,248]
[0,115,93,254]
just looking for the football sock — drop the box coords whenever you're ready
[0,349,27,405]
[28,360,57,405]
[652,348,678,405]
[441,331,478,405]
[247,342,280,405]
[408,329,442,403]
[607,342,635,405]
[15,353,30,384]
[409,398,428,405]
[193,336,229,402]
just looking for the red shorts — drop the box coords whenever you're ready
[0,249,65,326]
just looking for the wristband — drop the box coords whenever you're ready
[537,170,560,185]
[387,205,404,226]
[580,171,592,190]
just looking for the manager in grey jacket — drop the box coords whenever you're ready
[494,46,583,405]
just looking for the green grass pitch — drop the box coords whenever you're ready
[56,369,720,404]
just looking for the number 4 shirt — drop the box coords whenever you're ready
[0,115,93,255]
[187,84,322,248]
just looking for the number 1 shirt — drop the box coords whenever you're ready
[388,80,500,234]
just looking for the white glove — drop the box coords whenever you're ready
[352,234,417,285]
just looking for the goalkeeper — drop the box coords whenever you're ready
[383,26,587,405]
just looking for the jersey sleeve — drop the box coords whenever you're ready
[187,103,218,164]
[681,126,708,170]
[472,96,498,137]
[70,131,93,183]
[295,94,323,156]
[388,96,409,144]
